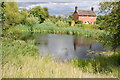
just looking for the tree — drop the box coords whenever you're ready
[98,2,116,14]
[0,2,3,25]
[49,15,57,23]
[43,7,49,17]
[96,15,107,30]
[29,6,49,23]
[24,15,39,26]
[2,2,24,27]
[66,15,73,26]
[99,1,120,50]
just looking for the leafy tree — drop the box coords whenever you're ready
[20,9,29,25]
[24,15,39,26]
[71,20,75,26]
[43,7,49,17]
[99,1,120,50]
[96,15,107,30]
[49,15,57,23]
[2,2,24,27]
[75,20,83,27]
[29,6,49,23]
[66,15,73,26]
[55,20,68,27]
[98,2,116,14]
[0,2,2,25]
[75,20,83,24]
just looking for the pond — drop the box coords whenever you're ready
[35,34,108,61]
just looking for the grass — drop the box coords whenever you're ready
[2,55,116,78]
[15,23,109,38]
[71,53,120,78]
[1,37,118,78]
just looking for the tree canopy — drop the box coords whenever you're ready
[29,6,49,23]
[1,2,24,27]
[99,1,120,50]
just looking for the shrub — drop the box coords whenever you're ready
[23,15,39,26]
[72,53,120,75]
[71,20,75,26]
[75,20,83,24]
[55,20,68,27]
[43,19,54,25]
[2,38,39,65]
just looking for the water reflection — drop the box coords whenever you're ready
[37,34,106,61]
[74,37,93,50]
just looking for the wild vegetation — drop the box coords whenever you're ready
[1,38,117,78]
[0,1,120,78]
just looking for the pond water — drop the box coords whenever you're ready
[36,34,107,61]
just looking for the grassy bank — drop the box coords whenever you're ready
[2,55,116,78]
[71,53,120,77]
[15,23,109,38]
[1,37,118,78]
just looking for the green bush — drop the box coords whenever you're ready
[75,20,83,24]
[22,15,39,26]
[55,20,69,27]
[3,26,23,40]
[43,19,54,25]
[72,53,120,75]
[2,38,39,65]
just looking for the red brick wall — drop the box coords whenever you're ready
[78,16,96,24]
[73,13,96,24]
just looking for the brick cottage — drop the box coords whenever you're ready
[73,6,96,24]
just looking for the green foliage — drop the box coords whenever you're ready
[2,2,24,27]
[5,27,23,39]
[72,53,120,76]
[43,7,49,17]
[48,15,57,23]
[23,15,39,26]
[99,1,120,50]
[75,20,83,27]
[0,2,3,24]
[43,19,54,25]
[96,15,107,30]
[99,2,116,14]
[71,20,75,26]
[2,24,31,40]
[19,23,107,38]
[2,38,39,65]
[75,20,83,24]
[82,24,96,30]
[29,6,49,23]
[55,20,68,27]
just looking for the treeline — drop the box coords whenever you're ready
[1,2,49,27]
[96,1,120,50]
[1,1,83,29]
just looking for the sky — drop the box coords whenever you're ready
[15,0,117,16]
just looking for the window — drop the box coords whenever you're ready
[82,16,84,19]
[91,16,93,19]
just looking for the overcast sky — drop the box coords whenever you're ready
[16,0,116,15]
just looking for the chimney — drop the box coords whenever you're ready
[91,7,94,11]
[75,6,78,12]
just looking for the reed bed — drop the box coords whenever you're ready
[16,23,109,38]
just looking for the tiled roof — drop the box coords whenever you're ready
[77,10,96,16]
